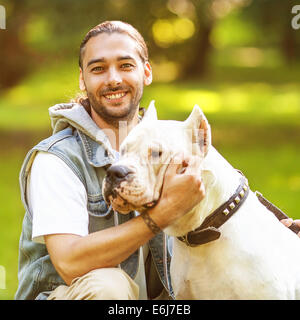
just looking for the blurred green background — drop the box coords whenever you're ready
[0,0,300,299]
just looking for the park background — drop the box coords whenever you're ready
[0,0,300,299]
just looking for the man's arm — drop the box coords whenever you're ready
[45,216,156,285]
[45,154,205,285]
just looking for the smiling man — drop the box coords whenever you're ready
[79,30,152,137]
[15,21,206,300]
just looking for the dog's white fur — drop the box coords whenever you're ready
[103,101,300,299]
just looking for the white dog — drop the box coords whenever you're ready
[103,101,300,299]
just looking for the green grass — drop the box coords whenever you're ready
[219,145,300,219]
[0,61,300,299]
[142,81,300,128]
[0,61,300,131]
[0,149,26,300]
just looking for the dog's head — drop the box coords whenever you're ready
[102,101,211,214]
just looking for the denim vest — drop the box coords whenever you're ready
[15,104,173,300]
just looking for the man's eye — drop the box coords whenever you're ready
[91,66,104,72]
[121,63,134,69]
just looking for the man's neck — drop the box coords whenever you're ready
[91,108,139,151]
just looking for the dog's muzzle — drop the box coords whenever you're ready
[103,164,158,212]
[103,165,134,199]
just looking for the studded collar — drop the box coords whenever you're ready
[178,172,249,247]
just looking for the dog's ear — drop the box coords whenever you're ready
[143,100,158,121]
[184,104,211,157]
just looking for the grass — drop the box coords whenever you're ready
[219,144,300,219]
[0,149,26,300]
[0,61,300,130]
[0,61,299,299]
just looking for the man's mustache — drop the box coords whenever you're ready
[99,85,131,96]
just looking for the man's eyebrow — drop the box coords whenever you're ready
[86,58,105,68]
[117,55,135,61]
[86,55,136,68]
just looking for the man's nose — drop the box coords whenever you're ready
[105,67,122,87]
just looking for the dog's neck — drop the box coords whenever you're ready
[163,146,241,237]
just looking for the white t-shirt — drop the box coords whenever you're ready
[28,152,89,244]
[27,151,148,299]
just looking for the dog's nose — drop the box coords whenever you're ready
[106,165,133,182]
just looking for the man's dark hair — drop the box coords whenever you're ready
[79,20,149,69]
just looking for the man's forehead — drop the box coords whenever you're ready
[82,32,142,67]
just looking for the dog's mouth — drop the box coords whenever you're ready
[103,176,157,214]
[106,191,157,214]
[106,192,134,214]
[103,162,163,214]
[143,200,157,209]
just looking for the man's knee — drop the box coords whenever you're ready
[71,268,139,300]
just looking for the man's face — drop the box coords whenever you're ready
[79,32,152,127]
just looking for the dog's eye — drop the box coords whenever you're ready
[150,150,162,158]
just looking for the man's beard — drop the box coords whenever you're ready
[87,85,143,128]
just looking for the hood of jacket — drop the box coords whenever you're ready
[49,102,115,155]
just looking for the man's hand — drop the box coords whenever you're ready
[147,153,205,229]
[280,218,300,237]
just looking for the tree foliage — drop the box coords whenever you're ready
[0,0,299,89]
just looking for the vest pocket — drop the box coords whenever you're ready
[87,195,115,233]
[87,195,113,218]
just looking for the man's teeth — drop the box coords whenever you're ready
[105,92,126,100]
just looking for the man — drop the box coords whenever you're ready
[15,21,206,300]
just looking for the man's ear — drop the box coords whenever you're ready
[143,100,157,121]
[184,104,211,157]
[79,68,86,91]
[143,62,152,86]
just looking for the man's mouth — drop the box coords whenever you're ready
[103,91,128,101]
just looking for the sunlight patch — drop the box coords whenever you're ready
[180,90,221,113]
[0,266,5,290]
